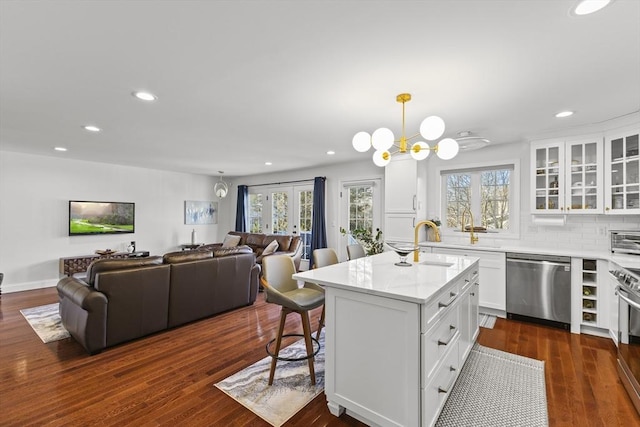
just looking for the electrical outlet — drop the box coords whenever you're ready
[597,226,607,236]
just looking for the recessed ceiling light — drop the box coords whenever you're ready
[555,111,574,118]
[132,91,157,101]
[83,125,101,132]
[54,147,67,152]
[327,150,336,155]
[265,162,272,166]
[572,0,613,16]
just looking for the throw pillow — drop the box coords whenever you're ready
[262,239,279,256]
[222,234,241,248]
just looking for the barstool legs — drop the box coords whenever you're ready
[268,309,288,385]
[300,310,316,385]
[316,305,325,341]
[268,307,318,386]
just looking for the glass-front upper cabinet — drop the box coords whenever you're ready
[565,138,603,214]
[532,141,564,213]
[531,136,603,214]
[605,128,640,214]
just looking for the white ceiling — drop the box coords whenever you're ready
[1,0,639,177]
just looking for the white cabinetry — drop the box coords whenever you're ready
[531,137,603,214]
[604,127,640,214]
[422,267,478,426]
[384,156,427,243]
[431,247,505,312]
[571,258,610,333]
[608,263,620,345]
[318,259,479,427]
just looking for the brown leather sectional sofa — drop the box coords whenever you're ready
[57,247,259,354]
[201,231,303,271]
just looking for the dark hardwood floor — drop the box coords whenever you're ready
[1,287,638,426]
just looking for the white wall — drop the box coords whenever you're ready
[0,151,229,293]
[424,116,640,252]
[3,117,639,293]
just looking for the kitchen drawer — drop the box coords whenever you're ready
[421,279,461,332]
[422,338,460,427]
[422,303,460,384]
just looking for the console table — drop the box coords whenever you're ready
[59,252,149,277]
[179,243,202,251]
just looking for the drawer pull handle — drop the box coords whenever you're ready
[438,325,457,346]
[438,367,458,393]
[470,292,475,296]
[438,292,458,308]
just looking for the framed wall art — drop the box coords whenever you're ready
[184,200,217,225]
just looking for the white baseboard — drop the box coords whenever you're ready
[2,279,58,294]
[479,306,506,318]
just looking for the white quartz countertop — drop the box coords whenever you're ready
[293,251,478,304]
[419,241,640,270]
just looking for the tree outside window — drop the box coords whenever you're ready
[271,191,289,234]
[348,185,373,236]
[249,193,263,233]
[443,167,512,232]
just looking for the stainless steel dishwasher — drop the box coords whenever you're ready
[506,252,571,330]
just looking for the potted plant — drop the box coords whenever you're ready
[340,227,384,255]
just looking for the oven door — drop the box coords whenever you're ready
[617,285,640,414]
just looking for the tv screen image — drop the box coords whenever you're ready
[69,201,135,235]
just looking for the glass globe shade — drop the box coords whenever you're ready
[371,128,394,151]
[436,138,459,160]
[372,150,391,167]
[214,181,229,198]
[573,0,611,16]
[410,141,430,160]
[352,131,371,152]
[420,116,446,141]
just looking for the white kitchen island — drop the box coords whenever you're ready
[293,251,480,427]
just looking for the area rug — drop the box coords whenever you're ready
[215,332,325,427]
[436,343,548,427]
[479,312,497,329]
[20,303,70,343]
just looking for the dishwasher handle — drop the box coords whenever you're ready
[507,258,570,269]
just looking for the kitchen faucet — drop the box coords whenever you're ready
[461,209,479,245]
[413,220,441,261]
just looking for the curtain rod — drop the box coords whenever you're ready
[246,177,325,188]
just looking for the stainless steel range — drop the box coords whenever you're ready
[611,230,640,415]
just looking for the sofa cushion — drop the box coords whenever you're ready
[213,245,254,257]
[261,239,279,256]
[222,234,242,248]
[266,235,292,252]
[163,250,213,264]
[246,233,266,246]
[86,256,163,286]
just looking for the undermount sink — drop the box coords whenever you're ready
[420,260,454,267]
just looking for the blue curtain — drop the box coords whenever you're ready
[310,176,327,259]
[235,185,248,232]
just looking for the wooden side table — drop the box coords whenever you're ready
[180,244,202,251]
[59,251,148,277]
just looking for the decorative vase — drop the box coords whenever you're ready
[191,229,197,245]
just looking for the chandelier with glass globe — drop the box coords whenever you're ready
[352,93,459,167]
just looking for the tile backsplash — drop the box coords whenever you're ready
[520,214,640,252]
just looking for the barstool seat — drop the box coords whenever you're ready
[347,243,366,260]
[261,255,325,386]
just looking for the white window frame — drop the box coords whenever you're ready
[437,159,520,239]
[338,178,383,260]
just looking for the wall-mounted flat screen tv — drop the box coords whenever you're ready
[69,200,135,235]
